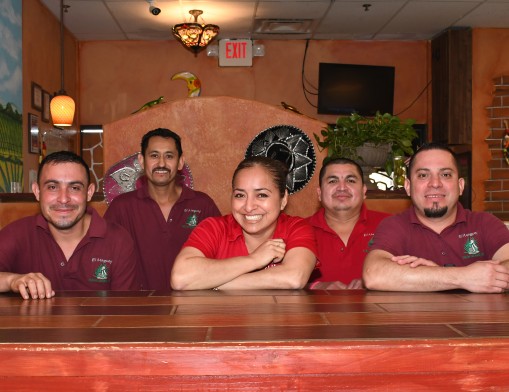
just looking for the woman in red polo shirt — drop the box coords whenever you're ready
[171,156,317,290]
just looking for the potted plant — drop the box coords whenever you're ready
[314,112,418,175]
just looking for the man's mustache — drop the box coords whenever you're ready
[333,190,351,197]
[152,167,170,174]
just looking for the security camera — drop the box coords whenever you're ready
[149,5,161,16]
[147,1,161,16]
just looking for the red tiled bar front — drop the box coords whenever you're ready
[0,289,508,390]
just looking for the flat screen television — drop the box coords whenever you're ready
[318,63,395,116]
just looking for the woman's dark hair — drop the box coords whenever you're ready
[141,128,182,157]
[38,151,90,185]
[232,156,289,197]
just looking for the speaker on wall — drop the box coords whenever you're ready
[412,123,428,153]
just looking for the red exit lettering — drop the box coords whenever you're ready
[225,42,247,59]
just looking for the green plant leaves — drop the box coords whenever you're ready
[313,111,418,169]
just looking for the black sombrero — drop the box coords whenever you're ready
[245,124,316,194]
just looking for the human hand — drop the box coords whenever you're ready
[457,261,509,293]
[10,273,55,300]
[250,239,286,269]
[392,255,439,268]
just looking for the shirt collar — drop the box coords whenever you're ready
[136,176,150,199]
[309,203,367,232]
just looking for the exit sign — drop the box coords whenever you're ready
[219,39,253,67]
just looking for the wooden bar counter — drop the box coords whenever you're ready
[1,289,508,390]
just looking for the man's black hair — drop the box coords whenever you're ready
[38,151,90,184]
[140,128,183,157]
[319,157,364,185]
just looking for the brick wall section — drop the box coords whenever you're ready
[485,76,509,220]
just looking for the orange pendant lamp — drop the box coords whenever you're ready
[50,0,75,127]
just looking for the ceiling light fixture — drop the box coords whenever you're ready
[172,10,220,56]
[50,0,75,127]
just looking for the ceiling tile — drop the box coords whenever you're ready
[39,0,509,41]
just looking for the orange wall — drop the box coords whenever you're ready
[78,40,430,126]
[78,33,509,213]
[22,0,79,189]
[78,39,429,216]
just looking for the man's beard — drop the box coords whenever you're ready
[424,203,448,218]
[47,205,84,230]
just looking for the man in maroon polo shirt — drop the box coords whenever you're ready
[0,151,140,299]
[364,143,509,293]
[307,158,389,289]
[104,128,220,290]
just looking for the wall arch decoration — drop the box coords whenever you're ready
[103,96,327,216]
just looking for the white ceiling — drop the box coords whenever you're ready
[40,0,509,42]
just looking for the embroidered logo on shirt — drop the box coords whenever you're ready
[182,212,199,228]
[458,233,484,260]
[89,258,112,283]
[366,236,375,250]
[463,237,480,256]
[93,263,109,281]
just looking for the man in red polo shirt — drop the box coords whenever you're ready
[0,151,140,299]
[307,158,389,289]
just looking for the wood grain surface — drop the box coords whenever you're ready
[1,289,508,390]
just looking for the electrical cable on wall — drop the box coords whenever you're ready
[301,40,318,109]
[302,40,318,94]
[395,79,431,116]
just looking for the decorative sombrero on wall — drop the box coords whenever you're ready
[245,124,316,194]
[103,152,194,205]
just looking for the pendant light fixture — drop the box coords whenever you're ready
[172,10,220,56]
[50,0,75,127]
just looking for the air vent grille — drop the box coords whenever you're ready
[254,19,314,34]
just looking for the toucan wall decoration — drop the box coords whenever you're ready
[171,71,201,97]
